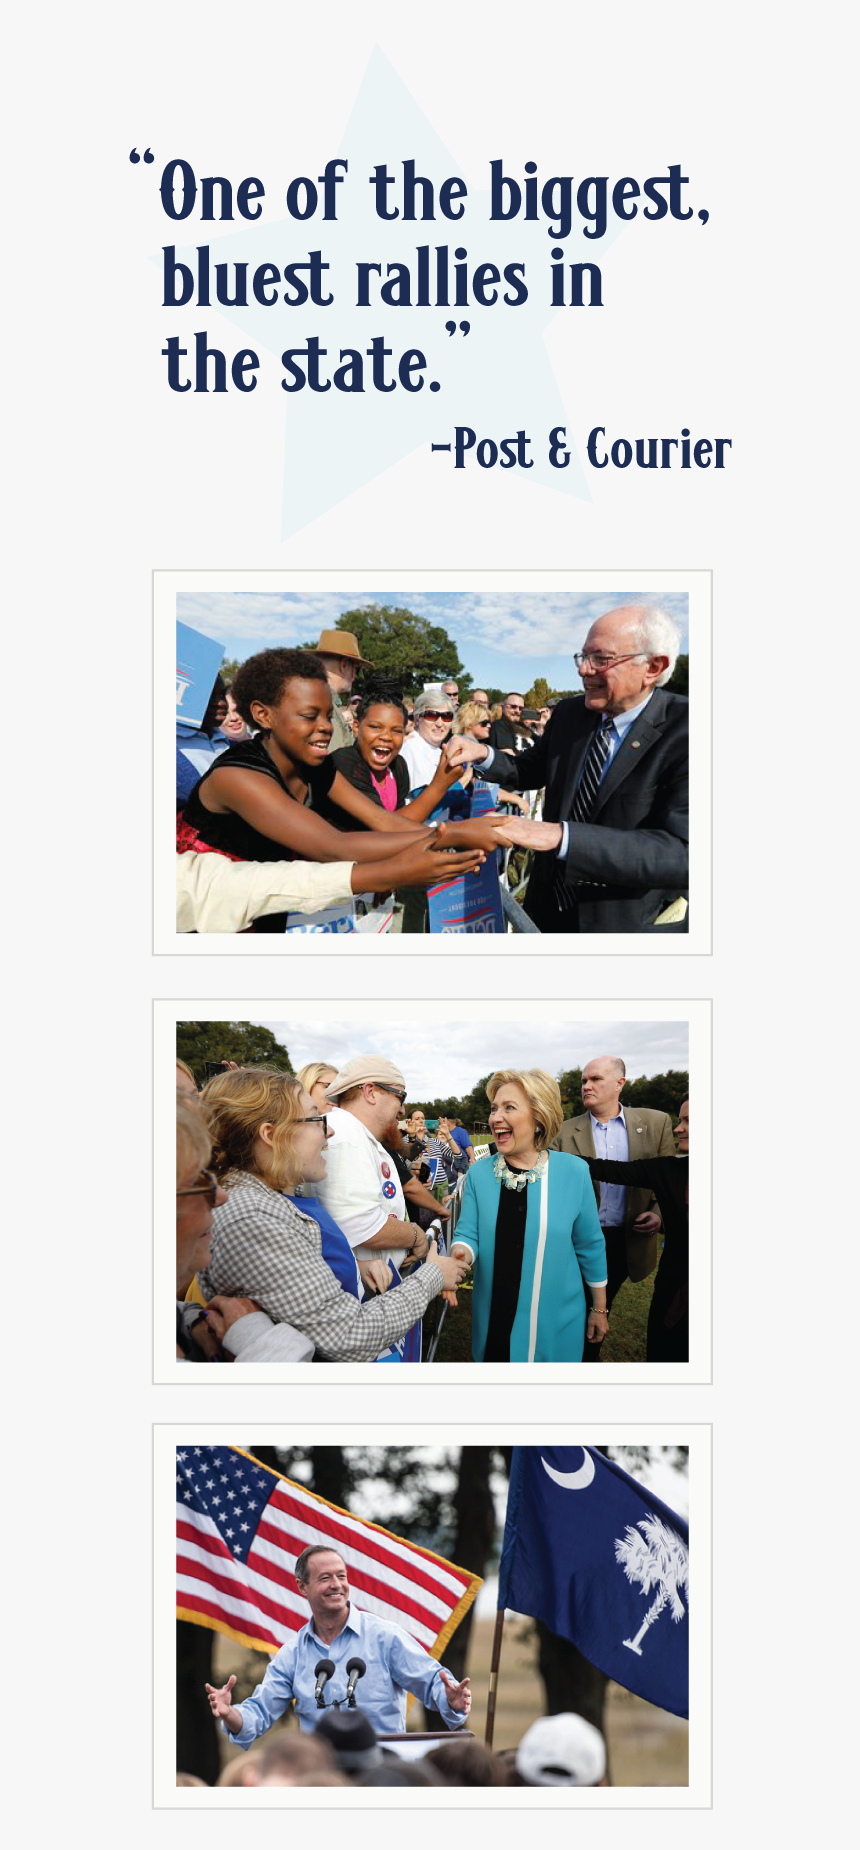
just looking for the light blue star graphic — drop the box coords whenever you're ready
[157,46,624,536]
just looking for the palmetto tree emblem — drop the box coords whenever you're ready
[614,1513,689,1657]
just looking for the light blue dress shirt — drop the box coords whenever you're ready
[589,1106,629,1226]
[223,1603,466,1744]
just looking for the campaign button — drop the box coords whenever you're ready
[382,1181,396,1199]
[381,1162,391,1177]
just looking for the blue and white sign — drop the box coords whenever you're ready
[176,621,225,729]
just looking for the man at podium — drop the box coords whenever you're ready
[206,1545,472,1742]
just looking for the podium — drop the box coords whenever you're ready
[376,1730,475,1761]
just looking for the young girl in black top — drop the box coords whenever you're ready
[181,650,505,929]
[330,685,465,824]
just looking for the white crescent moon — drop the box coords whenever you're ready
[541,1450,595,1490]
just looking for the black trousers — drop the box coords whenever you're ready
[581,1224,628,1362]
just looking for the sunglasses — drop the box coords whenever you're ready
[420,711,452,722]
[375,1084,408,1104]
[176,1168,221,1207]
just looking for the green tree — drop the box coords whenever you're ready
[220,656,241,683]
[176,1021,293,1081]
[524,676,551,708]
[666,653,688,697]
[303,604,472,699]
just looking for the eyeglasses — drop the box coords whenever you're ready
[375,1084,408,1104]
[296,1114,328,1134]
[176,1168,220,1206]
[420,711,452,722]
[574,651,649,672]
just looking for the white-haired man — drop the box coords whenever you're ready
[446,604,688,933]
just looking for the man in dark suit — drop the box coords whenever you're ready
[446,606,688,933]
[552,1054,677,1361]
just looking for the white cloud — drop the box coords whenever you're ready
[257,1017,688,1103]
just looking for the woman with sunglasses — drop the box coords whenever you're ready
[196,1068,468,1362]
[451,704,532,818]
[176,1094,313,1362]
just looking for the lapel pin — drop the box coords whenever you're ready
[636,1126,644,1133]
[630,740,641,749]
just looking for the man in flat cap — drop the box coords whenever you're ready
[313,629,374,751]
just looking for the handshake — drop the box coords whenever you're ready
[436,737,563,855]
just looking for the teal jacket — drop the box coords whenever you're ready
[452,1151,607,1362]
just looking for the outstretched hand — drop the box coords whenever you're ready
[493,817,563,851]
[205,1674,237,1719]
[438,1668,472,1713]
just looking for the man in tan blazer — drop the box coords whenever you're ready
[552,1054,677,1361]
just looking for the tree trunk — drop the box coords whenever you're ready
[176,1620,220,1784]
[247,1445,281,1474]
[534,1621,611,1780]
[310,1447,350,1508]
[429,1445,497,1728]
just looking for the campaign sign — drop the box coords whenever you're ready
[285,900,394,934]
[371,1262,422,1365]
[176,621,225,728]
[427,853,505,934]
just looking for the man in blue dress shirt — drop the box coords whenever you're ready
[205,1545,471,1742]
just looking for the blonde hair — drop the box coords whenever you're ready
[296,1061,338,1096]
[453,701,492,737]
[488,702,503,723]
[201,1067,307,1193]
[176,1057,196,1084]
[177,1095,211,1187]
[486,1068,564,1148]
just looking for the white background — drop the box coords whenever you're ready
[10,1,849,1844]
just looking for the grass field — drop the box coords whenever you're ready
[212,1617,688,1786]
[425,1181,656,1364]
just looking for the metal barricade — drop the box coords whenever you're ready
[424,1172,467,1363]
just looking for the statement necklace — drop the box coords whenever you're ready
[494,1150,548,1190]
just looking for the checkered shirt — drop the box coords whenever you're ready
[198,1172,442,1362]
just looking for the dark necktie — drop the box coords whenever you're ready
[556,716,615,910]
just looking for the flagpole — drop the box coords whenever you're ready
[484,1608,506,1748]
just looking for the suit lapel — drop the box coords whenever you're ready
[592,689,668,818]
[558,710,600,821]
[568,1113,596,1158]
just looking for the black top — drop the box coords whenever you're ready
[489,717,522,755]
[483,1162,530,1362]
[328,745,410,826]
[586,1154,688,1301]
[182,736,337,863]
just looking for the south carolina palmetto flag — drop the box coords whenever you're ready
[176,1446,482,1661]
[499,1447,689,1718]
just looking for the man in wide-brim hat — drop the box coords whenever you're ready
[314,629,374,752]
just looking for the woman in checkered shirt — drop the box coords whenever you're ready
[195,1068,469,1362]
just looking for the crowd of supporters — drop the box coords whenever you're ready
[175,622,562,934]
[177,1706,609,1788]
[176,1046,688,1366]
[176,1054,472,1364]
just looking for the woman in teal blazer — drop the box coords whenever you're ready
[451,1070,608,1363]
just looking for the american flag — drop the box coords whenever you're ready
[176,1446,482,1660]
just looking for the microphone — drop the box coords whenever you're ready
[345,1656,367,1707]
[314,1657,336,1707]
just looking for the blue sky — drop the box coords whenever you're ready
[176,590,689,692]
